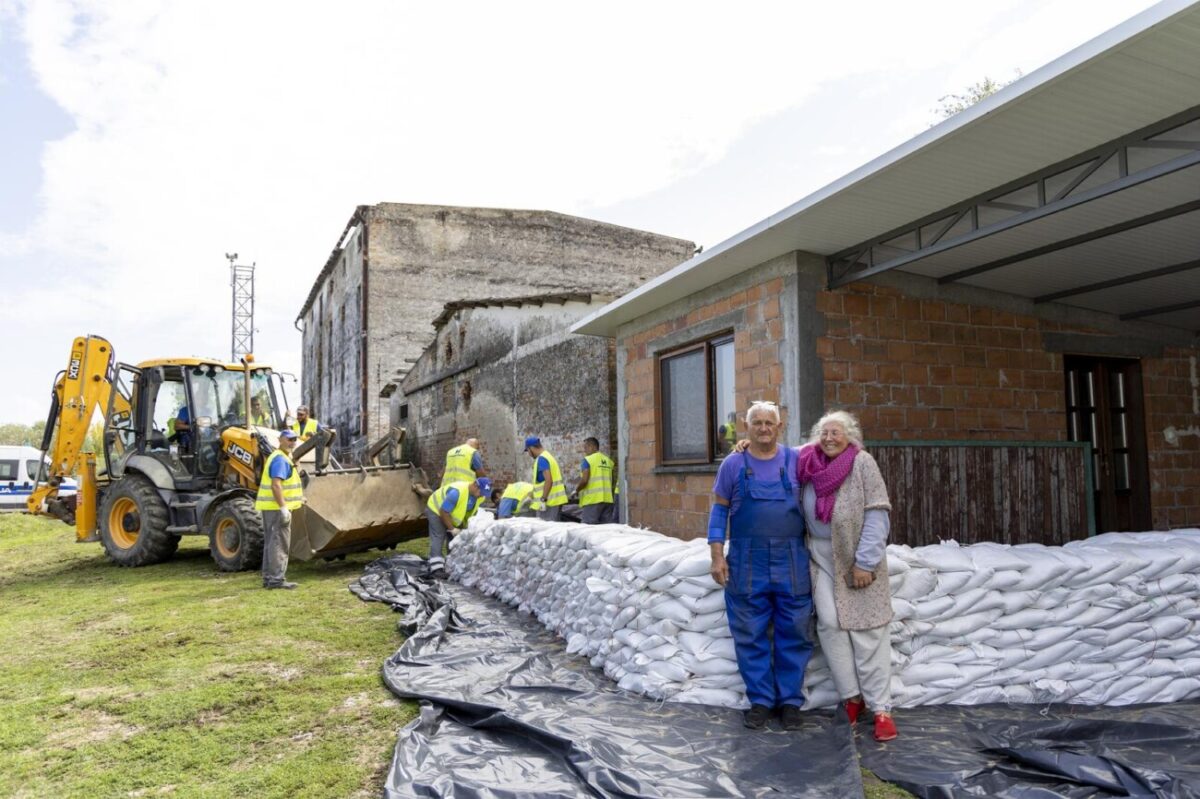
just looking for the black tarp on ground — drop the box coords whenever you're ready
[857,701,1200,799]
[353,555,1200,799]
[351,554,864,799]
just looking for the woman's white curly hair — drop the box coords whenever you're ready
[807,409,864,449]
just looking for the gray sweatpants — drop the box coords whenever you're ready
[261,509,292,586]
[579,503,614,524]
[425,507,450,569]
[537,505,562,521]
[809,535,893,712]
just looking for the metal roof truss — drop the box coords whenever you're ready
[827,106,1200,327]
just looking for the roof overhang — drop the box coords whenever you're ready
[572,0,1200,338]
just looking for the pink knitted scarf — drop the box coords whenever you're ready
[796,443,859,523]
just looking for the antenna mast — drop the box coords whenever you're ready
[226,252,255,361]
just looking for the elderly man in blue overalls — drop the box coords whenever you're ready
[708,400,814,730]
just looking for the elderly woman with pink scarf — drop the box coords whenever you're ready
[799,409,897,741]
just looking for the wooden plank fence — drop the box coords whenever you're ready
[865,441,1094,548]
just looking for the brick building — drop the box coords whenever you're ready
[388,293,617,489]
[573,4,1200,542]
[296,203,695,460]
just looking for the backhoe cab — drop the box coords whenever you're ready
[30,335,431,572]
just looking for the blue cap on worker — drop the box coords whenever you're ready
[476,476,492,494]
[279,429,298,440]
[523,435,541,450]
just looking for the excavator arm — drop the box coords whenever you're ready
[27,335,119,541]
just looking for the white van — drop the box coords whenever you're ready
[0,445,78,512]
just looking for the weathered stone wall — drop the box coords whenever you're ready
[400,300,618,491]
[298,224,364,451]
[300,204,694,458]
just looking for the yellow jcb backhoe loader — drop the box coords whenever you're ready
[28,335,430,570]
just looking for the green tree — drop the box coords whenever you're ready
[934,72,1022,121]
[0,422,47,447]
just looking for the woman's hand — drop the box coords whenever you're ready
[731,439,752,453]
[710,544,729,587]
[849,566,875,589]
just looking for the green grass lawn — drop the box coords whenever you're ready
[0,514,420,798]
[1,514,911,798]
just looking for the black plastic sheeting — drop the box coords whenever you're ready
[351,554,864,798]
[857,701,1200,798]
[352,555,1200,799]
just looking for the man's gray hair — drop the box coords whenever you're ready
[745,400,781,425]
[808,410,865,449]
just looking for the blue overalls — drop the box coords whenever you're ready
[725,449,814,708]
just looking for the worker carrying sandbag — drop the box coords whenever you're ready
[425,476,491,579]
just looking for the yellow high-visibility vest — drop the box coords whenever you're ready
[441,443,478,487]
[579,452,615,506]
[255,450,304,511]
[291,418,319,441]
[500,481,534,517]
[530,450,568,509]
[426,481,480,528]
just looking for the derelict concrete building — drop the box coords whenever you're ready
[296,203,695,459]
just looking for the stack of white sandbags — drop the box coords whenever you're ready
[449,513,1200,709]
[887,531,1200,706]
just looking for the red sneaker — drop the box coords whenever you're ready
[844,698,866,724]
[874,713,898,742]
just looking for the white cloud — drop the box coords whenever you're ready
[0,0,1162,422]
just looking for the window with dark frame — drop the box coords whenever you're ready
[658,333,736,465]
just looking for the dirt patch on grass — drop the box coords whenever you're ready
[42,708,141,749]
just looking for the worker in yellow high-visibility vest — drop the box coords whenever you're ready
[576,437,616,525]
[424,476,491,579]
[524,436,568,521]
[289,405,337,472]
[440,438,485,487]
[255,429,305,590]
[496,481,535,519]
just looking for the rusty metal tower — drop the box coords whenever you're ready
[226,252,255,361]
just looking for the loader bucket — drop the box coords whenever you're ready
[288,465,430,561]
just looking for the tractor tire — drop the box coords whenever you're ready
[98,475,178,567]
[207,496,264,572]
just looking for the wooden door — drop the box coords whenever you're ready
[1063,356,1151,532]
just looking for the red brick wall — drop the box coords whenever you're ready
[1144,349,1200,529]
[818,281,1068,442]
[621,275,1200,538]
[623,276,787,540]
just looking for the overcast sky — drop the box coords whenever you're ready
[0,0,1159,424]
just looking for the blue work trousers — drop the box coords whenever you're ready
[725,537,814,708]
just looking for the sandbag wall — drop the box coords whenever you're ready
[448,515,1200,709]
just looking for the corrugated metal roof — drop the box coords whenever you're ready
[572,0,1200,337]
